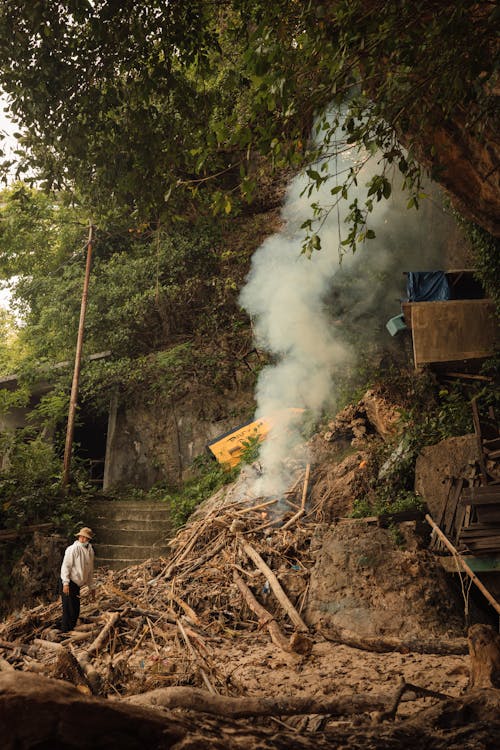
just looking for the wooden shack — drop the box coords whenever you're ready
[402,298,498,368]
[400,270,498,369]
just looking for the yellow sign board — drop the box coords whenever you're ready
[207,409,304,468]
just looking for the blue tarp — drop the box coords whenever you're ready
[406,271,450,302]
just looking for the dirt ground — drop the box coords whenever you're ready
[1,388,498,748]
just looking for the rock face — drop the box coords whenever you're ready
[304,522,463,638]
[359,390,401,441]
[414,434,479,521]
[104,386,254,490]
[9,532,66,612]
[411,117,500,238]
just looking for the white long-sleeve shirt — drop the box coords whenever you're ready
[60,540,95,589]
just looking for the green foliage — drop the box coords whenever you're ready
[0,307,25,375]
[238,435,261,465]
[0,382,30,414]
[0,2,495,247]
[169,456,238,528]
[0,188,252,378]
[349,374,480,523]
[0,434,91,534]
[126,454,238,529]
[351,491,424,520]
[461,221,500,308]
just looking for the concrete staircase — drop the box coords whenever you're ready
[88,500,173,570]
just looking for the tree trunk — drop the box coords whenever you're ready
[468,623,500,689]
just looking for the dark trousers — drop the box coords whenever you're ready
[60,579,80,632]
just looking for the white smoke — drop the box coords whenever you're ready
[239,116,456,498]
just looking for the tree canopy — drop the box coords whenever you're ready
[0,1,497,238]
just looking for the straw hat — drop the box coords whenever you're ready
[75,527,94,540]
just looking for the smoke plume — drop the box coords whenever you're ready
[239,121,459,499]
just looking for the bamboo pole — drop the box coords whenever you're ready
[62,224,94,489]
[425,513,500,616]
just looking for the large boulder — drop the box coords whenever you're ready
[304,522,464,638]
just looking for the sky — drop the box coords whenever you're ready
[0,94,19,310]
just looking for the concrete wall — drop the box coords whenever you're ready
[103,387,254,491]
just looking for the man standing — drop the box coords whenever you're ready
[60,526,96,632]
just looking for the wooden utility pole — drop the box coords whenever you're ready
[62,224,94,490]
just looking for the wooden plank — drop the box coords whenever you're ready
[471,395,491,484]
[445,477,464,539]
[410,300,498,367]
[461,485,500,498]
[467,537,500,554]
[476,508,500,523]
[460,488,500,504]
[460,524,500,536]
[439,555,500,573]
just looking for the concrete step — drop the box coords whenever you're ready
[89,516,172,529]
[92,527,171,545]
[89,499,174,571]
[91,507,170,519]
[90,501,170,513]
[95,557,154,571]
[93,543,169,559]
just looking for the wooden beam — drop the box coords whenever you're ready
[425,513,500,615]
[439,555,500,573]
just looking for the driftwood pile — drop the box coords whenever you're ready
[1,465,500,748]
[0,467,319,700]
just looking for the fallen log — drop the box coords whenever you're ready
[320,625,468,655]
[0,671,398,750]
[233,571,312,656]
[2,671,499,750]
[125,683,391,717]
[240,542,308,632]
[82,610,126,659]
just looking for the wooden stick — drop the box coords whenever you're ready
[83,611,124,658]
[170,593,201,625]
[176,619,216,695]
[425,513,500,616]
[281,463,311,530]
[240,542,308,632]
[379,679,450,722]
[178,536,226,577]
[146,618,160,656]
[160,493,237,578]
[233,571,311,655]
[234,499,279,516]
